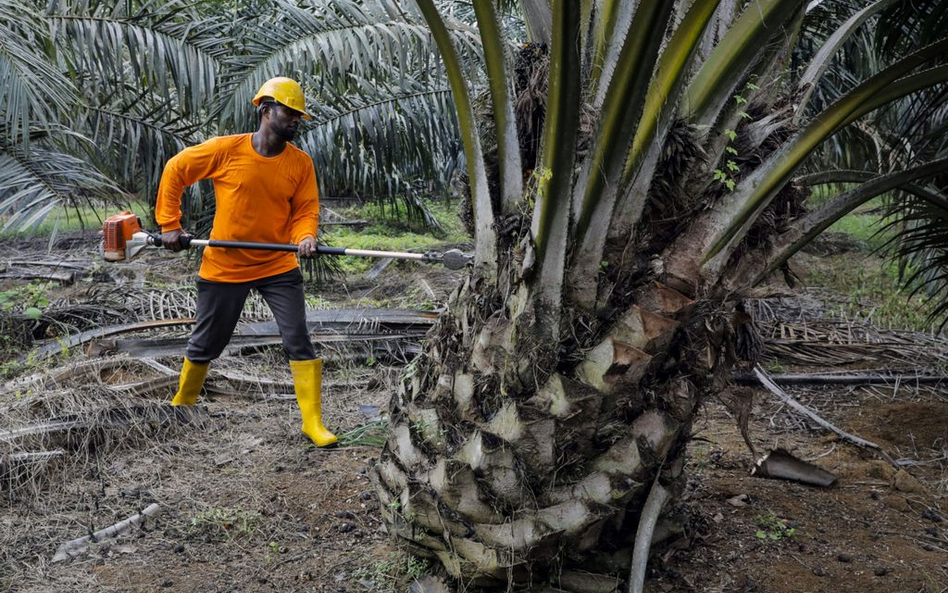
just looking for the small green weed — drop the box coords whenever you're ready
[264,541,281,564]
[304,294,332,309]
[755,512,796,541]
[339,419,388,448]
[352,552,430,592]
[0,358,31,380]
[690,447,710,471]
[0,282,54,316]
[190,507,261,539]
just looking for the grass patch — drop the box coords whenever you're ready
[825,210,891,251]
[328,199,469,274]
[340,199,467,240]
[754,512,797,541]
[338,419,388,448]
[0,281,55,315]
[189,507,261,540]
[807,199,939,332]
[810,257,934,332]
[352,551,430,592]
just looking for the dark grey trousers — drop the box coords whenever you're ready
[186,268,316,363]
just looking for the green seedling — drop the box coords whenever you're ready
[755,512,796,541]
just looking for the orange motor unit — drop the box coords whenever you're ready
[102,211,143,261]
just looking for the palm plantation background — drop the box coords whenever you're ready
[2,0,948,589]
[2,0,473,234]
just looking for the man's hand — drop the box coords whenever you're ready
[298,236,318,258]
[161,229,186,252]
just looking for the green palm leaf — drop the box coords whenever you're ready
[415,0,497,274]
[473,0,522,213]
[0,137,124,233]
[79,95,207,202]
[0,1,76,148]
[756,157,948,283]
[681,0,804,128]
[794,0,899,121]
[701,38,948,265]
[569,0,678,304]
[298,80,460,199]
[47,1,222,115]
[217,0,474,130]
[883,184,948,325]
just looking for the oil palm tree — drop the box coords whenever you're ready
[371,0,948,589]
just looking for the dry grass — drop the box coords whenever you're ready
[0,345,394,592]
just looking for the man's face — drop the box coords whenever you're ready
[265,103,303,141]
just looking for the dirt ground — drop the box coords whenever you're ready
[1,232,946,593]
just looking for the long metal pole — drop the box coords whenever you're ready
[184,238,428,262]
[133,232,470,269]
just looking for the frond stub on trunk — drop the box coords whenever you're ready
[576,338,653,394]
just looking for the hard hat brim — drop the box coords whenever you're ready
[253,95,311,120]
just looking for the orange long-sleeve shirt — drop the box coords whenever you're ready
[155,134,319,283]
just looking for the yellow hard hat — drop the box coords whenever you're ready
[252,77,311,120]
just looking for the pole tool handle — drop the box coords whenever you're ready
[144,231,193,250]
[141,230,472,269]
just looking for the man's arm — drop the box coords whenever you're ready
[155,139,223,250]
[290,159,319,257]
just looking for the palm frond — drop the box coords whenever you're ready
[520,0,552,45]
[605,0,725,247]
[681,0,804,129]
[701,38,948,265]
[882,183,948,326]
[0,1,77,148]
[758,156,948,282]
[590,0,638,109]
[78,94,208,202]
[0,136,125,233]
[47,0,223,115]
[473,0,522,213]
[569,0,678,301]
[216,0,479,131]
[414,0,496,274]
[531,0,581,310]
[875,0,948,59]
[298,79,461,200]
[794,0,898,121]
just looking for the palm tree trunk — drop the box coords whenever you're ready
[372,264,727,584]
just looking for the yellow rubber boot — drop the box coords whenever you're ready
[289,359,338,447]
[171,358,210,406]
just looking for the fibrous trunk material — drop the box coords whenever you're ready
[373,263,730,586]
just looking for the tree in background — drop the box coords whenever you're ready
[371,0,948,589]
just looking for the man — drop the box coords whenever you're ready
[155,76,337,447]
